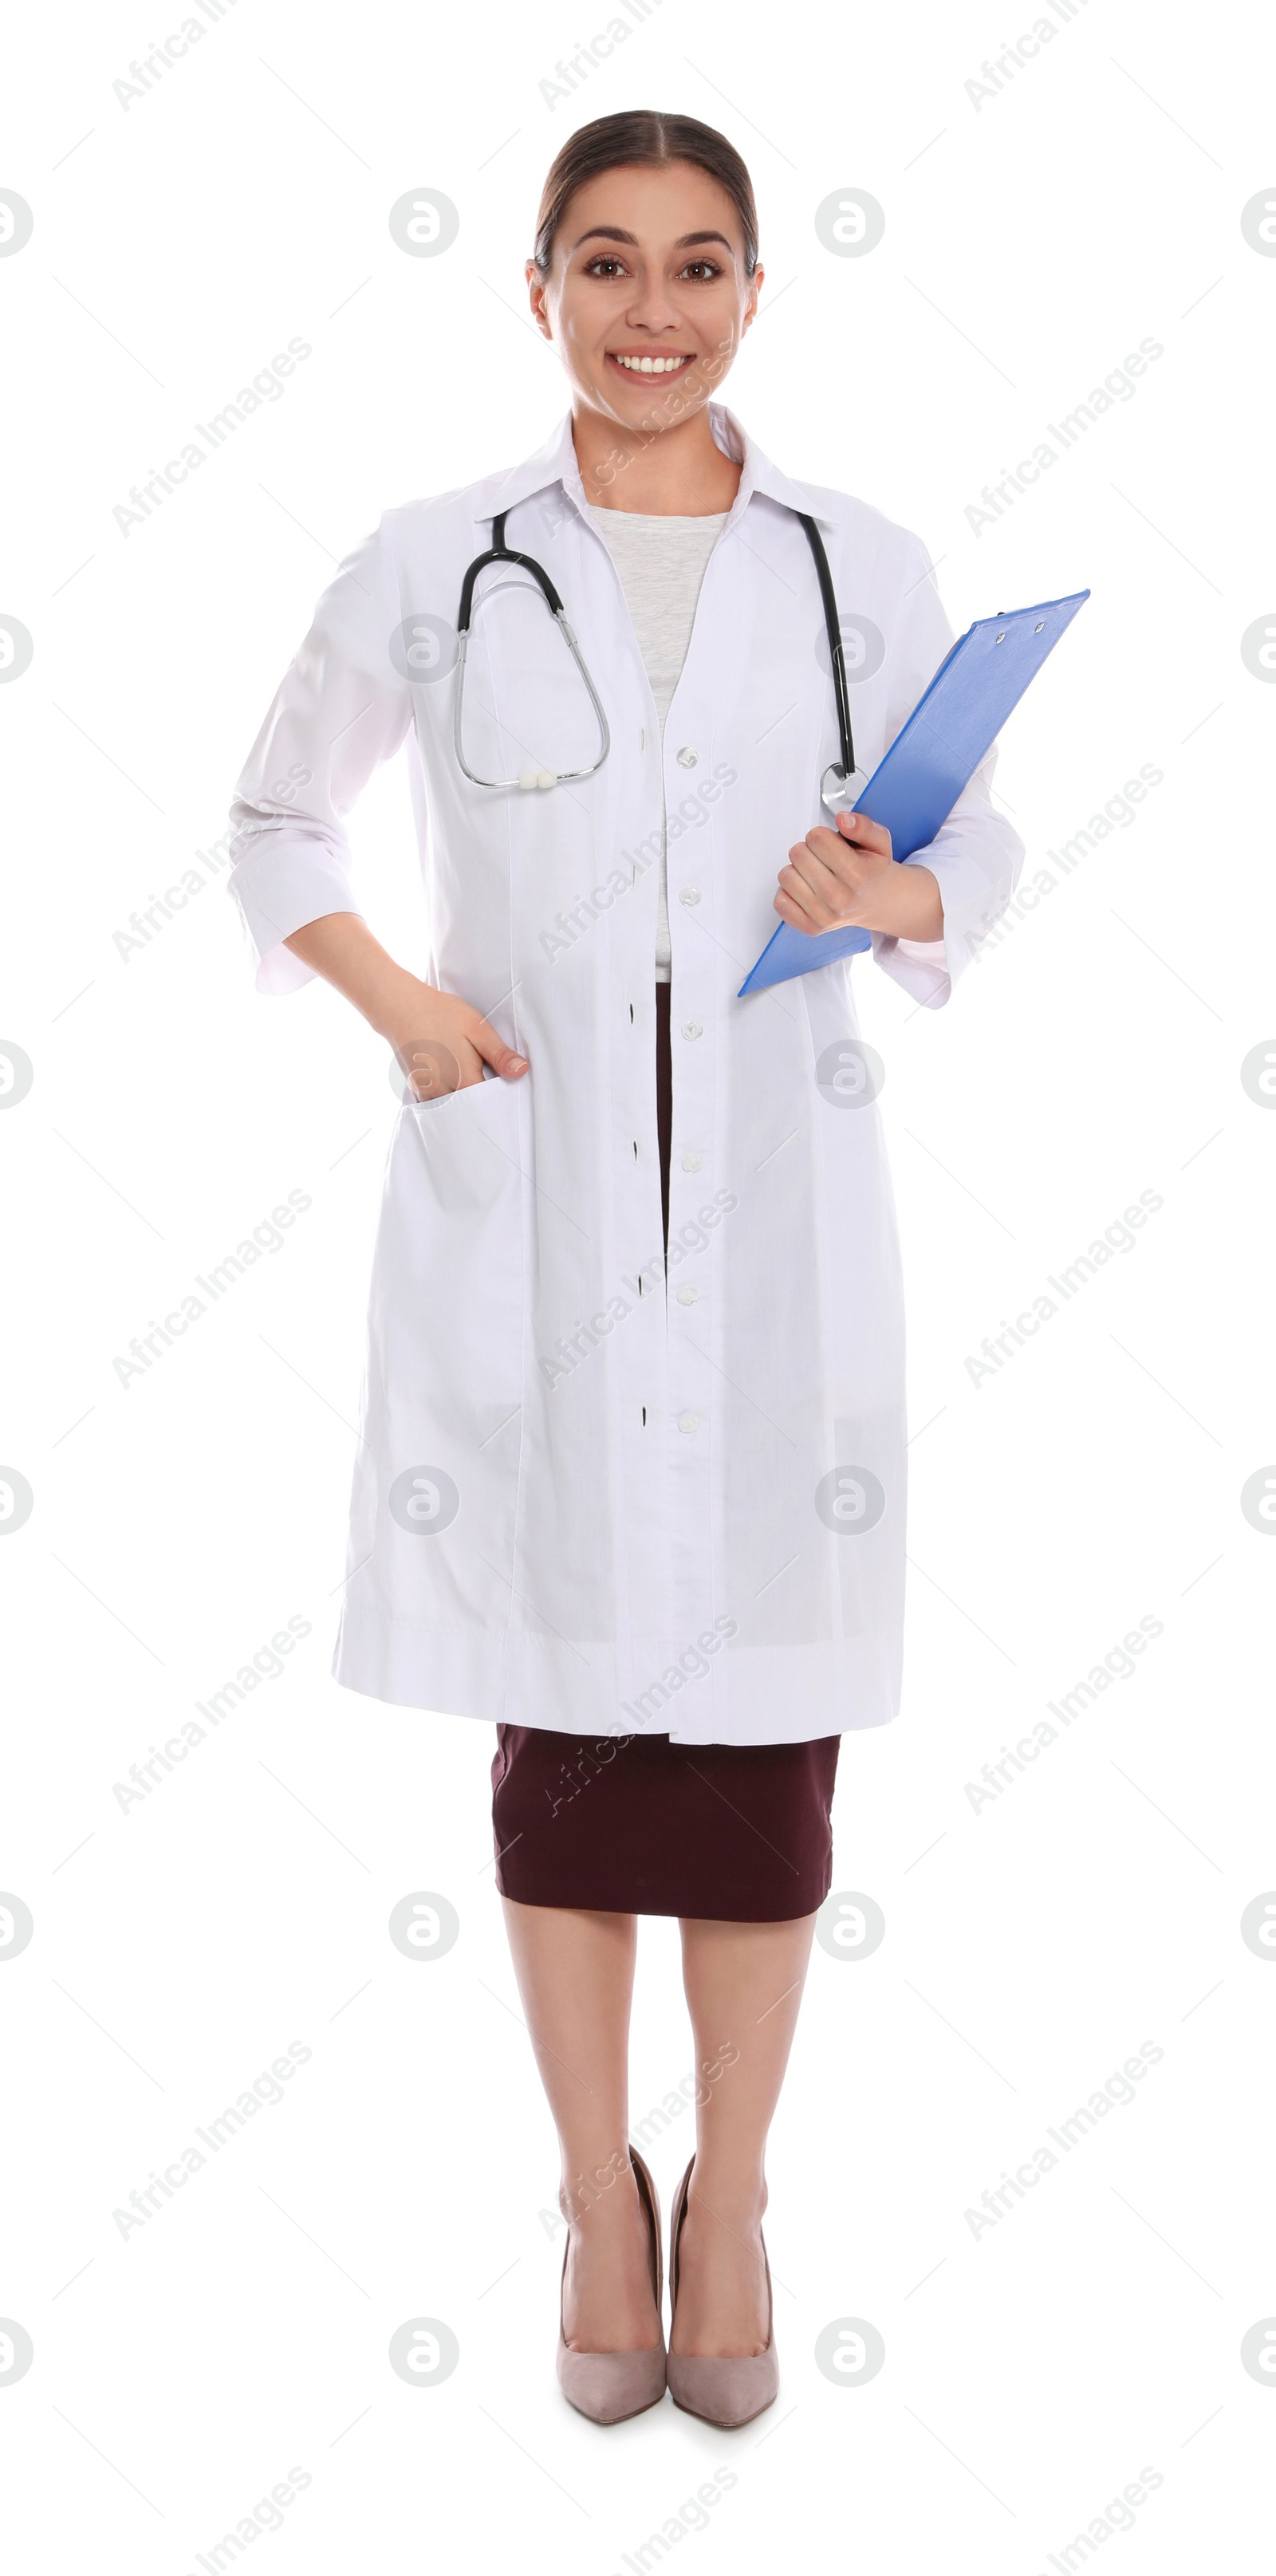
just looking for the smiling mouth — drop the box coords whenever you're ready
[606,351,695,376]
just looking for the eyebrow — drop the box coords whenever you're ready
[570,226,734,254]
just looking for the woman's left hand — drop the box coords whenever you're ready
[775,811,943,941]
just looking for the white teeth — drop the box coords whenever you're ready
[612,353,690,373]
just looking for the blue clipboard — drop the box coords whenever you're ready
[737,588,1089,996]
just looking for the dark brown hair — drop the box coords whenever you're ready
[533,110,758,278]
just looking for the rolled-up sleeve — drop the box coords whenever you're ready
[226,515,412,995]
[871,538,1025,1010]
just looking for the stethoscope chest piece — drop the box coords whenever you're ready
[821,761,871,821]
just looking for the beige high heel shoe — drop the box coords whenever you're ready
[556,2146,667,2424]
[665,2157,778,2429]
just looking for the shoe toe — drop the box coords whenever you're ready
[665,2346,778,2429]
[557,2338,668,2424]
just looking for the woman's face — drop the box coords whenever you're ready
[526,160,762,431]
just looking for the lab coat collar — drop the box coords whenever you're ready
[474,403,836,533]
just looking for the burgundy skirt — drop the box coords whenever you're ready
[491,1723,841,1920]
[488,985,841,1924]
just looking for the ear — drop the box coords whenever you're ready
[525,262,553,342]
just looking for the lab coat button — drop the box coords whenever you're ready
[677,1412,700,1433]
[675,746,699,768]
[679,887,701,906]
[676,1285,699,1306]
[681,1020,703,1042]
[680,1152,703,1172]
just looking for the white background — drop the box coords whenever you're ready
[2,0,1274,2566]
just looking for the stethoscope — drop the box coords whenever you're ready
[454,504,868,818]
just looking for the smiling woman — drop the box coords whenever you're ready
[225,104,1024,2436]
[528,111,759,512]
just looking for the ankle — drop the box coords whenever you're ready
[687,2164,768,2230]
[559,2150,637,2228]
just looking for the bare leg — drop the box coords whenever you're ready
[500,1897,662,2353]
[671,1912,817,2356]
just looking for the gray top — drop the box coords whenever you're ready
[587,505,727,980]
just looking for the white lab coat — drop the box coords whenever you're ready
[227,404,1024,1745]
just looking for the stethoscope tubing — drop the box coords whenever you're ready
[794,512,859,794]
[453,502,857,805]
[454,510,612,789]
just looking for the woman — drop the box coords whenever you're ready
[227,110,1023,2428]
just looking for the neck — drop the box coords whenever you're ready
[572,401,742,516]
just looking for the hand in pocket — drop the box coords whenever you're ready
[395,1038,464,1103]
[389,984,529,1102]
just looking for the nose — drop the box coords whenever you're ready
[622,275,684,337]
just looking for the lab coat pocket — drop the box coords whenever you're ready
[376,1073,527,1438]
